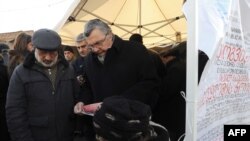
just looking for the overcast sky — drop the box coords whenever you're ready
[0,0,77,33]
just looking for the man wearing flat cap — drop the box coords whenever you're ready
[6,29,78,141]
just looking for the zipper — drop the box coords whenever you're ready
[48,68,55,95]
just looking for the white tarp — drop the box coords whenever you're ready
[59,0,187,47]
[197,0,230,58]
[196,0,250,140]
[0,0,80,33]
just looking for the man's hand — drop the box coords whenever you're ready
[74,102,84,114]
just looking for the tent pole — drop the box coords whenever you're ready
[139,0,141,34]
[185,0,198,140]
[142,26,175,42]
[143,19,176,36]
[81,9,134,34]
[143,15,184,26]
[53,0,81,31]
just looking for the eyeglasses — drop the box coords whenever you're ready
[88,34,108,48]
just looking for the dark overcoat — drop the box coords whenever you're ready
[6,53,77,141]
[0,62,10,140]
[81,35,160,108]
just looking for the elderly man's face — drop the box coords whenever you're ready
[76,40,89,57]
[86,29,112,56]
[35,48,58,67]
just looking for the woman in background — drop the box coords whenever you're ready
[8,32,33,77]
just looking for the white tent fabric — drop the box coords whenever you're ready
[0,0,79,34]
[59,0,187,47]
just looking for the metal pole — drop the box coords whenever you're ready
[139,0,141,34]
[185,0,198,140]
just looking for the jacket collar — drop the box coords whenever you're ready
[111,35,122,52]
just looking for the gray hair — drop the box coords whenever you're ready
[84,19,111,37]
[75,33,87,43]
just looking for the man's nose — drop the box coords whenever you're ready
[79,48,84,52]
[44,53,54,60]
[91,47,98,52]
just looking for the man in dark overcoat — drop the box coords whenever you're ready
[74,19,159,110]
[72,33,93,140]
[6,29,78,141]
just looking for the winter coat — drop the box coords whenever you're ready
[152,42,208,140]
[0,62,10,140]
[81,35,160,108]
[153,57,186,141]
[6,53,77,141]
[72,57,85,77]
[7,50,25,78]
[72,56,95,139]
[72,57,87,88]
[7,50,31,78]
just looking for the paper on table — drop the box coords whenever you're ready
[81,102,102,116]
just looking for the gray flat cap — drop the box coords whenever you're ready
[32,29,61,50]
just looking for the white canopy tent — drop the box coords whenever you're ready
[0,0,79,34]
[59,0,187,47]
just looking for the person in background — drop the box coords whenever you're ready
[0,47,10,141]
[0,43,10,66]
[129,34,166,127]
[75,33,90,58]
[8,32,33,77]
[129,33,143,44]
[153,42,186,141]
[129,33,166,79]
[93,96,170,141]
[13,32,33,53]
[72,33,90,86]
[64,46,76,63]
[153,41,209,141]
[6,29,78,141]
[72,33,92,140]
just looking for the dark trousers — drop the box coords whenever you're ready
[75,115,95,141]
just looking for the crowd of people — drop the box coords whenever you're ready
[0,19,208,141]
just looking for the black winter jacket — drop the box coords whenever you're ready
[6,53,77,141]
[81,35,160,108]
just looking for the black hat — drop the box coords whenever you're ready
[64,46,74,53]
[32,29,61,51]
[93,96,153,141]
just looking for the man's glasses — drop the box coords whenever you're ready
[88,34,108,48]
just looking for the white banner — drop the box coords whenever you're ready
[197,0,250,140]
[198,0,230,57]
